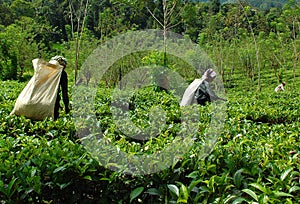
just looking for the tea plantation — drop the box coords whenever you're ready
[0,72,300,203]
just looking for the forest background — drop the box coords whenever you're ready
[1,0,300,90]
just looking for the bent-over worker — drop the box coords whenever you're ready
[180,68,226,106]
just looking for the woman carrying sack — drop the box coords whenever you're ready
[51,56,70,120]
[10,56,70,120]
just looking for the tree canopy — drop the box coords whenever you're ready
[0,0,299,85]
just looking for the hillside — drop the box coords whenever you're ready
[199,0,299,9]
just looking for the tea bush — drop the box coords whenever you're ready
[0,80,300,203]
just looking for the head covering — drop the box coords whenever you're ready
[201,68,216,81]
[51,55,67,67]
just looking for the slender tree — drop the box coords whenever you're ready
[146,0,183,90]
[68,0,90,81]
[147,0,181,66]
[237,0,262,91]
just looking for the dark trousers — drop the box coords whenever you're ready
[54,94,60,120]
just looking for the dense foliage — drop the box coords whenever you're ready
[1,78,300,203]
[1,0,300,203]
[0,0,300,83]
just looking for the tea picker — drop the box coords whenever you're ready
[274,82,286,92]
[180,68,226,106]
[52,56,70,120]
[10,56,70,120]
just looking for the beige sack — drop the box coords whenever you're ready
[10,58,63,120]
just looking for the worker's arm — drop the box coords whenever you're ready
[205,82,227,102]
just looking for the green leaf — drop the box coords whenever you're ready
[233,169,244,188]
[168,184,179,197]
[223,195,236,204]
[177,199,188,203]
[6,177,17,198]
[188,179,201,193]
[83,175,92,181]
[232,197,247,204]
[0,179,4,191]
[179,183,189,200]
[130,187,144,203]
[280,167,293,181]
[145,188,161,196]
[53,166,66,174]
[273,191,293,197]
[289,186,300,193]
[186,171,198,179]
[249,183,267,194]
[57,182,71,190]
[242,189,258,201]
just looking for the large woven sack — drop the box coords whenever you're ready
[10,58,63,120]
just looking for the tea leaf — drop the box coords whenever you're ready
[273,191,293,198]
[6,177,17,198]
[83,175,92,181]
[179,183,189,201]
[280,167,293,181]
[233,169,244,188]
[168,184,179,197]
[289,186,300,193]
[145,188,160,196]
[242,189,258,201]
[177,198,188,203]
[186,171,198,179]
[249,183,267,194]
[130,187,144,203]
[232,197,247,204]
[53,166,66,174]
